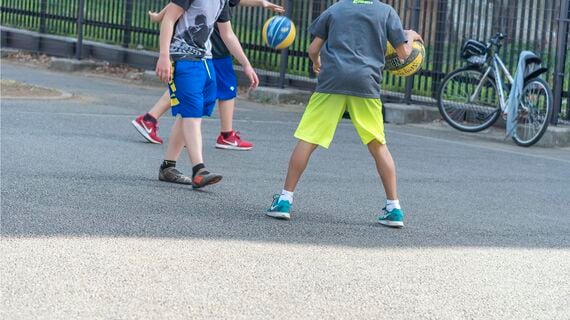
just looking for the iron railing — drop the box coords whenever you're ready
[1,0,569,123]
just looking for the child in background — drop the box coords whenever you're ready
[132,0,283,149]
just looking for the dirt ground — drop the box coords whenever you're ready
[1,51,148,98]
[1,79,62,98]
[3,51,144,81]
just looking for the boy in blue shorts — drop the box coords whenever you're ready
[132,0,283,149]
[154,0,259,188]
[266,0,422,227]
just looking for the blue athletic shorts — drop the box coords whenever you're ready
[212,56,237,101]
[169,59,217,118]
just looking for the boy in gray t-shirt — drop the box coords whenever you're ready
[153,0,258,189]
[267,0,422,228]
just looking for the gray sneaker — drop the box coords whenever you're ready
[191,169,222,189]
[158,167,192,185]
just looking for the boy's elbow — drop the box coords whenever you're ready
[217,23,233,41]
[308,45,320,59]
[308,48,318,58]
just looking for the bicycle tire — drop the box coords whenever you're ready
[512,77,553,147]
[437,66,501,132]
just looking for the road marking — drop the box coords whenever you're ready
[387,130,570,164]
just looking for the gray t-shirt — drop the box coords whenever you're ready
[170,0,231,60]
[309,0,407,98]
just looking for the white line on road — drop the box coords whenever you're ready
[388,130,570,164]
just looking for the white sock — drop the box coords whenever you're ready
[386,199,401,211]
[279,190,294,204]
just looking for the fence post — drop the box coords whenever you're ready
[76,0,85,60]
[431,0,448,99]
[552,0,569,125]
[279,0,292,88]
[404,0,421,104]
[123,0,134,48]
[39,0,47,33]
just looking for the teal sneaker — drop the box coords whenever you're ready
[378,207,404,228]
[266,194,291,220]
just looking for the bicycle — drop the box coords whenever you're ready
[437,33,554,147]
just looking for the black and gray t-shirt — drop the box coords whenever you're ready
[310,0,407,98]
[210,0,240,59]
[170,0,231,60]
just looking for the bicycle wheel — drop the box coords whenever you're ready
[512,77,553,147]
[438,66,501,132]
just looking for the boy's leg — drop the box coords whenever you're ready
[181,118,203,165]
[347,96,404,227]
[267,93,346,220]
[164,117,185,160]
[132,90,171,144]
[367,140,398,200]
[149,91,171,119]
[283,141,319,192]
[159,117,193,185]
[267,141,317,220]
[159,60,221,189]
[188,59,222,188]
[218,99,234,133]
[213,57,253,150]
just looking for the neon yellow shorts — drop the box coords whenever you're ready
[294,93,386,149]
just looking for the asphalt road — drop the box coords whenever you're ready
[1,62,569,319]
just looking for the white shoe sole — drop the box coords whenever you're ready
[132,120,161,144]
[266,211,290,220]
[215,143,252,151]
[378,220,404,228]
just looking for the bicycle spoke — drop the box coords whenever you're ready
[439,69,500,131]
[514,78,552,146]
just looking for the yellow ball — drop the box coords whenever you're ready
[385,40,425,77]
[262,16,296,50]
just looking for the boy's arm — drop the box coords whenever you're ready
[308,37,325,74]
[395,30,423,60]
[238,0,284,13]
[217,21,259,89]
[156,4,185,83]
[386,8,423,61]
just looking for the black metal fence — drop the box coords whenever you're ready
[1,0,569,123]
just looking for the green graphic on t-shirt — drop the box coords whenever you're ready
[353,0,373,4]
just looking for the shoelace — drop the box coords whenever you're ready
[272,194,280,205]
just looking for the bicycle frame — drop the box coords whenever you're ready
[471,54,514,113]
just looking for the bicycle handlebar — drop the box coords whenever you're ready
[489,32,507,46]
[487,32,507,53]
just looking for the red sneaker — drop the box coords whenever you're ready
[215,131,253,151]
[131,114,163,144]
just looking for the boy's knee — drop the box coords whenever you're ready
[367,139,388,151]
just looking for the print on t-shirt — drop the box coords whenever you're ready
[170,0,230,60]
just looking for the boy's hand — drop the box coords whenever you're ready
[156,54,171,83]
[312,56,321,74]
[244,65,259,89]
[148,11,161,23]
[404,29,424,44]
[262,1,285,13]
